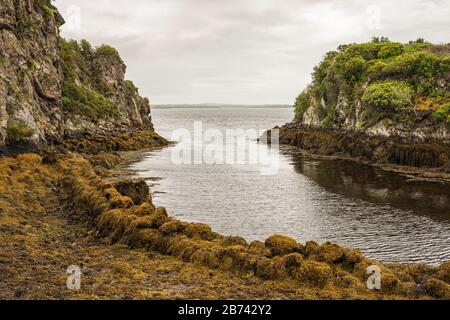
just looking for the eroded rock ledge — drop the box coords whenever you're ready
[277,124,450,173]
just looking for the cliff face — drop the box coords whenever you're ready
[0,0,154,150]
[61,40,154,138]
[293,39,450,143]
[0,0,64,148]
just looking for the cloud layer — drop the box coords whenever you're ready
[55,0,450,104]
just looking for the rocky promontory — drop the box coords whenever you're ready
[279,38,450,172]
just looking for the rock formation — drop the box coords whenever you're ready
[0,0,154,151]
[292,38,450,143]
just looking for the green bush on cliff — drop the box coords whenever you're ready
[378,42,405,59]
[294,89,312,118]
[293,38,450,127]
[6,121,34,143]
[362,81,413,112]
[432,103,450,124]
[95,45,124,64]
[62,80,120,120]
[61,39,122,120]
[36,0,55,16]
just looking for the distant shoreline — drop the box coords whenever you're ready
[152,104,293,108]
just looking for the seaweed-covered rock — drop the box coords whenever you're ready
[248,240,271,256]
[435,261,450,283]
[265,235,301,256]
[297,260,333,288]
[222,236,248,247]
[184,223,215,241]
[114,180,151,205]
[159,220,189,235]
[255,257,288,280]
[317,242,345,264]
[423,278,450,299]
[282,253,304,278]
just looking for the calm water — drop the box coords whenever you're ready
[127,105,450,265]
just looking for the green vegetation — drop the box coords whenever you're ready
[62,80,120,121]
[432,103,450,124]
[61,39,121,120]
[7,121,34,143]
[294,89,312,118]
[362,81,413,112]
[37,0,55,17]
[95,44,124,64]
[294,38,450,127]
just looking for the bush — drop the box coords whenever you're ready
[37,0,54,16]
[7,121,34,143]
[378,42,404,59]
[432,103,450,124]
[382,51,440,79]
[95,45,124,64]
[80,39,93,56]
[362,81,413,112]
[62,80,120,120]
[294,89,311,117]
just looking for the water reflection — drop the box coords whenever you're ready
[291,155,450,220]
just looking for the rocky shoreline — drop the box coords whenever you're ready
[276,123,450,175]
[1,132,449,300]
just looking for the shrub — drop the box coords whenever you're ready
[382,51,440,79]
[378,42,404,59]
[368,60,388,79]
[432,103,450,124]
[95,45,124,64]
[36,0,55,16]
[362,80,413,112]
[80,39,93,56]
[312,51,338,84]
[7,121,34,143]
[62,80,120,120]
[294,89,311,117]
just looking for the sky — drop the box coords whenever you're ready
[55,0,450,105]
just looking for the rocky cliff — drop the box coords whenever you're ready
[61,39,153,138]
[0,0,64,148]
[293,38,450,143]
[0,0,154,151]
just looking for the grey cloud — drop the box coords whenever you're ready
[55,0,450,104]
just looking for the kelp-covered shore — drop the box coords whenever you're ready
[0,130,449,300]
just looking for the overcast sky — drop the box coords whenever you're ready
[55,0,450,105]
